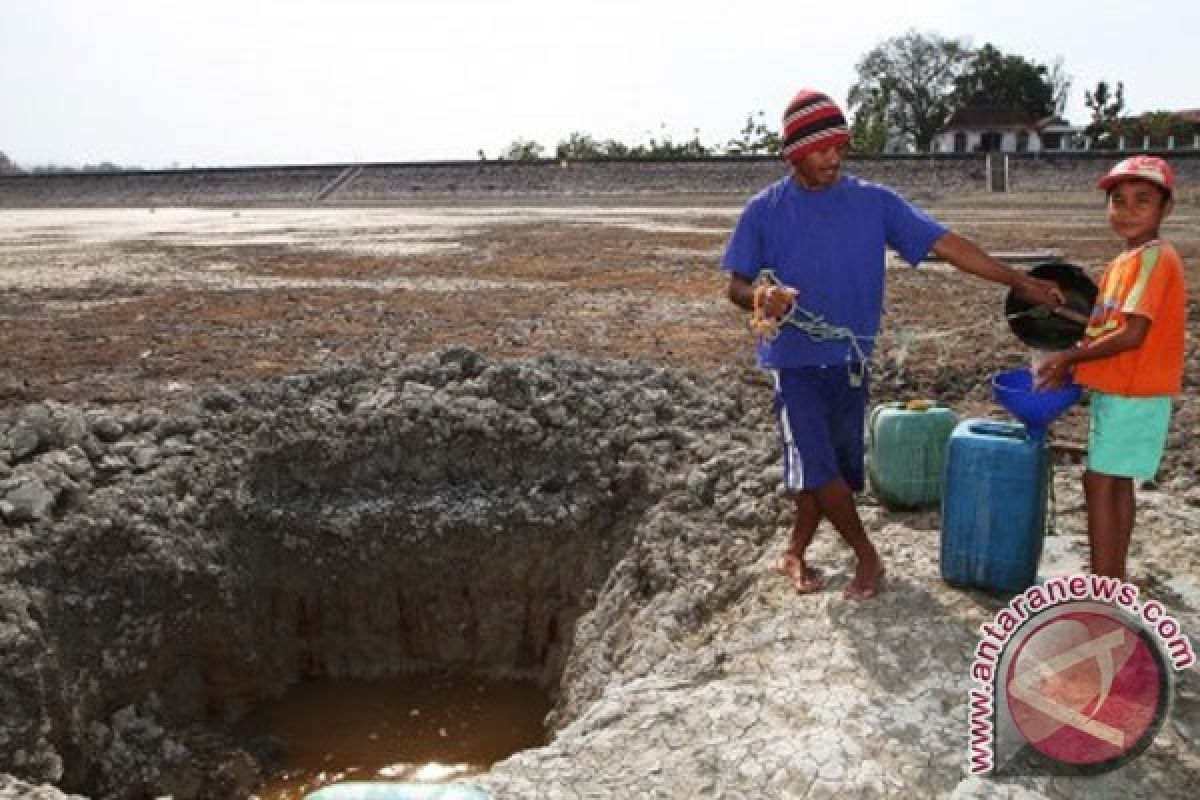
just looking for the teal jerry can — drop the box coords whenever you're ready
[867,400,958,509]
[305,783,490,800]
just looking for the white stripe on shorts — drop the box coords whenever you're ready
[771,369,805,490]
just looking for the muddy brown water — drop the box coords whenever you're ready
[238,673,552,799]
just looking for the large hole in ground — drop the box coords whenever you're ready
[237,672,553,798]
[1,349,752,799]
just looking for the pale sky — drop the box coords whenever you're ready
[2,0,1197,169]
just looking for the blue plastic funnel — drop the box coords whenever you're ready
[992,368,1081,441]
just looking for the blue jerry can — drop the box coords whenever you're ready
[940,419,1050,594]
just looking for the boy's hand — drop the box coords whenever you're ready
[1034,352,1073,390]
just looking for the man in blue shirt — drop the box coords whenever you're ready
[723,89,1063,599]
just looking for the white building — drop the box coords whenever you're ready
[934,107,1084,153]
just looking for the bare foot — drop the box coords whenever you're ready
[844,555,885,600]
[776,552,824,594]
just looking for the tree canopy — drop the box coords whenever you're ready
[847,29,972,152]
[951,44,1057,119]
[0,153,147,174]
[0,151,22,174]
[502,124,718,162]
[555,132,631,160]
[501,138,545,161]
[848,33,1076,152]
[724,112,780,156]
[1084,80,1126,145]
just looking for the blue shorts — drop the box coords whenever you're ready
[771,366,868,492]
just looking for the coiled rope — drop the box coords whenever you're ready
[751,269,869,386]
[751,268,1073,535]
[749,269,1078,385]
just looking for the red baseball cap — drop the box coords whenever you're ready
[1097,155,1175,193]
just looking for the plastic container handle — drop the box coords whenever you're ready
[967,421,1028,440]
[868,402,900,447]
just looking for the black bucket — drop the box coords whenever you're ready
[1005,261,1098,350]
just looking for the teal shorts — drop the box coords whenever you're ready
[1087,391,1173,480]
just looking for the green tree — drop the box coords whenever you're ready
[951,44,1056,119]
[629,125,712,159]
[555,132,604,160]
[28,161,141,174]
[1084,80,1125,146]
[1111,110,1200,149]
[849,88,890,154]
[502,138,545,161]
[847,29,972,152]
[0,150,21,174]
[725,111,781,155]
[554,132,632,160]
[1140,111,1177,141]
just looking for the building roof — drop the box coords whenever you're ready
[940,106,1039,131]
[1038,115,1084,133]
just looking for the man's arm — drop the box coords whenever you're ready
[930,232,1064,308]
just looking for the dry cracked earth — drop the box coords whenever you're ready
[1,197,1198,487]
[1,193,1199,799]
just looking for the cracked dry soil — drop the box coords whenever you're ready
[1,200,1197,484]
[0,197,1198,800]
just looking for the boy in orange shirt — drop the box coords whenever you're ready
[1036,156,1187,581]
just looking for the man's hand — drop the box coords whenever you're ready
[1014,272,1066,310]
[758,284,797,319]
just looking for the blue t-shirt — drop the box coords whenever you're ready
[722,174,946,368]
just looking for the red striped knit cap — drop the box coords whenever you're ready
[782,90,850,164]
